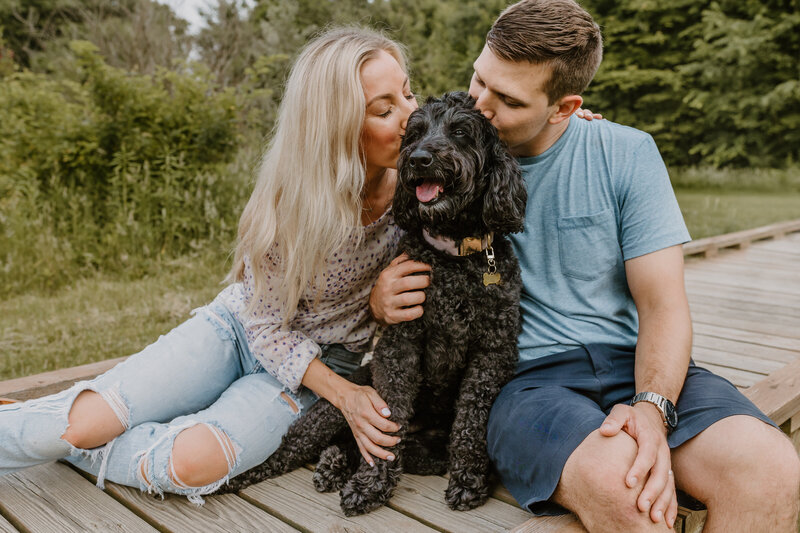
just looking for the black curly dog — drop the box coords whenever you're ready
[215,92,527,515]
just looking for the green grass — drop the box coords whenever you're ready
[0,252,229,380]
[2,185,799,381]
[676,189,800,239]
[670,166,800,193]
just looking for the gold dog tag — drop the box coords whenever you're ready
[483,272,501,286]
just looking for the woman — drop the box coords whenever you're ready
[0,27,422,504]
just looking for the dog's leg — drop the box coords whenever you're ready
[313,444,352,493]
[444,331,518,511]
[339,323,423,516]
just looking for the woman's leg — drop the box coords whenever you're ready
[0,305,253,479]
[65,371,318,504]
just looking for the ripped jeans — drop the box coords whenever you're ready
[0,303,363,504]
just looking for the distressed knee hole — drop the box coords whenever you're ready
[280,392,299,413]
[62,388,127,449]
[169,423,237,489]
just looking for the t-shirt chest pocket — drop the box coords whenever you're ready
[557,209,620,281]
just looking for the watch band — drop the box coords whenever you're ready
[631,391,678,432]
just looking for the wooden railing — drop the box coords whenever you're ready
[683,218,800,258]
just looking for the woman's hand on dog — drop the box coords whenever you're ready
[302,360,400,466]
[336,383,402,466]
[370,253,431,326]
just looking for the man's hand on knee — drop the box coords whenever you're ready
[600,403,678,529]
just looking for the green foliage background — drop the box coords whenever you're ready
[1,0,799,298]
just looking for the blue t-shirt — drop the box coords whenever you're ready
[511,115,691,362]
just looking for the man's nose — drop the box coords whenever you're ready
[471,89,494,121]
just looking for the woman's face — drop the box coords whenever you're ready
[360,50,418,176]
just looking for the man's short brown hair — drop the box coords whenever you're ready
[487,0,602,104]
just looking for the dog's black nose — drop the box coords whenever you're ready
[409,149,433,168]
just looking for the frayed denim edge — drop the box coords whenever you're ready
[130,420,244,506]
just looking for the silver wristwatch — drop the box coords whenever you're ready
[631,392,678,433]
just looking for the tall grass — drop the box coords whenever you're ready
[0,43,259,298]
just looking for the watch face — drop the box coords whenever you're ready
[664,401,678,429]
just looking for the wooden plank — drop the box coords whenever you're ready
[693,362,762,388]
[0,515,19,533]
[692,323,800,353]
[684,278,800,309]
[690,346,781,376]
[682,219,800,256]
[753,239,800,255]
[111,485,297,533]
[689,309,800,341]
[74,468,297,533]
[689,300,800,329]
[692,254,800,273]
[240,468,436,532]
[511,515,583,532]
[687,261,800,284]
[720,247,800,264]
[685,270,800,297]
[688,293,800,320]
[687,269,800,294]
[743,357,800,425]
[691,334,799,364]
[388,473,532,532]
[0,357,126,401]
[0,462,157,532]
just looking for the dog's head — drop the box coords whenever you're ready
[393,91,526,240]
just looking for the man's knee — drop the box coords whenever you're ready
[677,416,800,521]
[723,425,800,503]
[555,430,664,532]
[169,424,237,488]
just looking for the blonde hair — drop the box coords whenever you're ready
[229,27,407,320]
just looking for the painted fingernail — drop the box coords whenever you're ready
[654,511,663,522]
[387,454,395,461]
[368,461,374,467]
[628,476,638,486]
[381,408,391,416]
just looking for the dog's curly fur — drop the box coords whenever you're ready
[215,92,527,516]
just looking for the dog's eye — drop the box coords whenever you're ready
[453,129,466,137]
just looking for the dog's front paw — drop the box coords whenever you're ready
[313,445,350,493]
[445,470,490,511]
[339,459,398,516]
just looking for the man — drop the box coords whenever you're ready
[370,0,800,531]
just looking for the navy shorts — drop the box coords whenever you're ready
[487,344,777,516]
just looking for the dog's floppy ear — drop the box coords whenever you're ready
[482,136,527,235]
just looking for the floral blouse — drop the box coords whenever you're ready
[213,210,402,392]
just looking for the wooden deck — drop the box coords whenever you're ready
[1,219,799,533]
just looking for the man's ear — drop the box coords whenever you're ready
[548,95,583,124]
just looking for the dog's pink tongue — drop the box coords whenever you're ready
[416,181,442,203]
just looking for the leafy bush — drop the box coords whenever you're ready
[0,41,247,296]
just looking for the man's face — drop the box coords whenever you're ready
[468,45,559,157]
